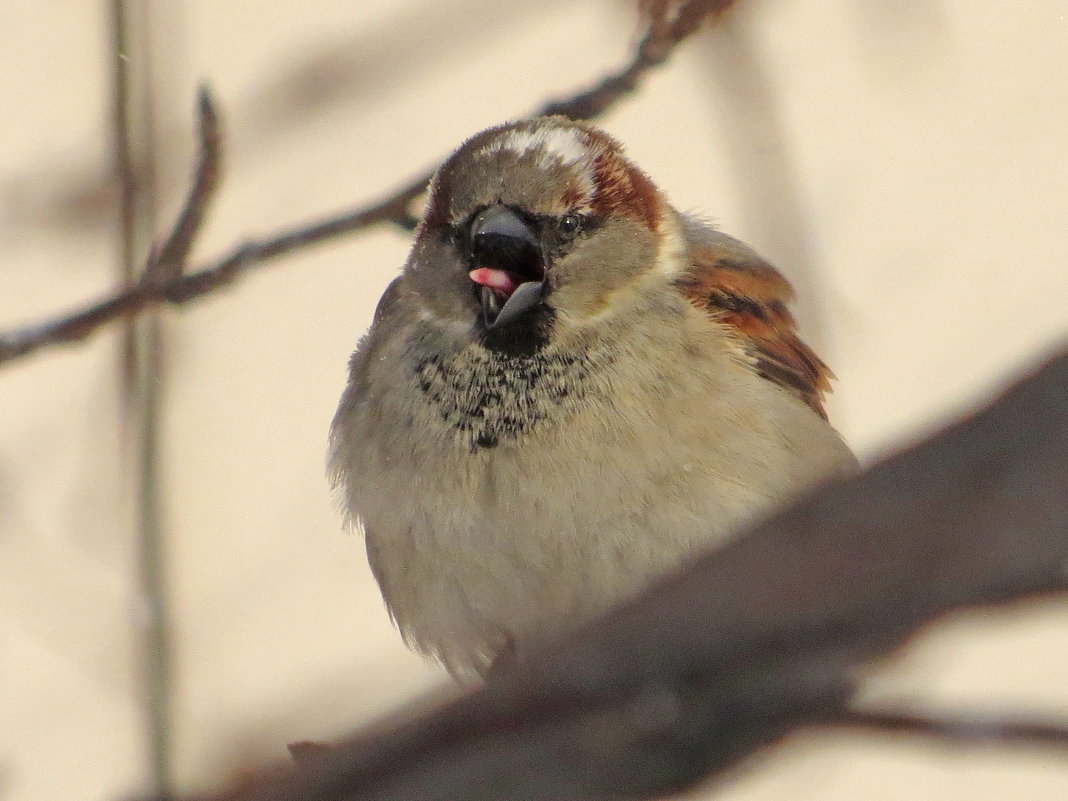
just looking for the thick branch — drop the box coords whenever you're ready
[0,0,736,368]
[170,347,1068,801]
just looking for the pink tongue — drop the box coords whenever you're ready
[469,267,518,295]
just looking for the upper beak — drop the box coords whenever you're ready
[469,204,546,330]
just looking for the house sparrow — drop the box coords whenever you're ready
[330,116,856,677]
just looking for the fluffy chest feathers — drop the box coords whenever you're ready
[331,300,854,674]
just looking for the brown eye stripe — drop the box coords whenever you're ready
[589,150,660,231]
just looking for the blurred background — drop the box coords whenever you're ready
[2,1,1067,799]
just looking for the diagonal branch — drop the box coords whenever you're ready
[0,87,223,364]
[538,0,739,119]
[167,346,1068,801]
[0,0,737,369]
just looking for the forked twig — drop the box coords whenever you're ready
[0,87,222,363]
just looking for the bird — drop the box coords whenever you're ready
[329,116,856,677]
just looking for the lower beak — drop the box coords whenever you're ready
[482,280,545,330]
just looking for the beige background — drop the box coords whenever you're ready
[2,1,1067,799]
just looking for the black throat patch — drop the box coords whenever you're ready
[414,343,612,451]
[475,304,554,357]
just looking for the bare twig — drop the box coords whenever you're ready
[109,4,178,795]
[0,89,222,364]
[538,0,739,119]
[839,707,1068,750]
[0,1,735,368]
[150,86,222,283]
[167,346,1068,801]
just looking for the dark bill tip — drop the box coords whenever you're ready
[486,280,545,330]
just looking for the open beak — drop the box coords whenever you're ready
[467,204,546,330]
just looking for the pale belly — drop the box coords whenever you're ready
[358,388,831,674]
[339,327,855,675]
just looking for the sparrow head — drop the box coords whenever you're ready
[404,116,679,353]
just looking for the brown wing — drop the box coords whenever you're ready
[675,221,833,419]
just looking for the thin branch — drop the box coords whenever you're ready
[110,2,174,794]
[538,0,739,120]
[0,1,736,368]
[167,347,1068,801]
[838,707,1068,751]
[0,88,223,364]
[150,86,222,283]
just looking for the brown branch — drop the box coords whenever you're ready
[167,346,1068,801]
[0,87,222,364]
[0,0,735,368]
[839,707,1068,750]
[538,0,739,120]
[150,87,222,283]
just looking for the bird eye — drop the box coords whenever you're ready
[558,213,583,236]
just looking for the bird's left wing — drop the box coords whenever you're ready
[673,218,833,419]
